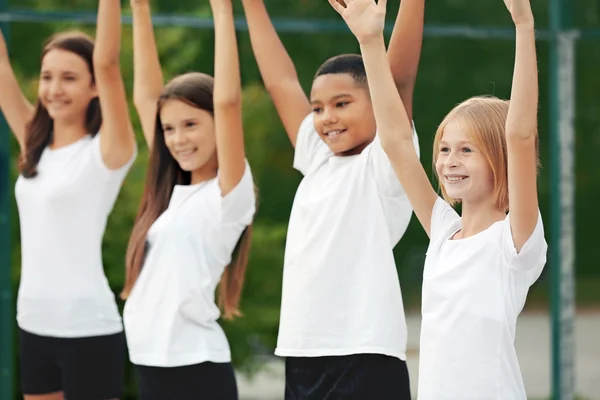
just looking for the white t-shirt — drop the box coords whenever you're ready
[275,113,420,360]
[15,133,136,338]
[417,198,548,400]
[124,162,256,367]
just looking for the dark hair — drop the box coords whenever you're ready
[123,72,256,320]
[19,31,101,178]
[314,53,367,86]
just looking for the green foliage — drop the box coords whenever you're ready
[3,0,600,398]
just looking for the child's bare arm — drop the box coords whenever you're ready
[241,0,311,147]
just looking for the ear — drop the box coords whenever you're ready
[90,81,98,99]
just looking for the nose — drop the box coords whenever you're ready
[172,128,188,145]
[49,79,63,97]
[444,150,460,168]
[322,107,338,125]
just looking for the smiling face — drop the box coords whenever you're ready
[435,119,496,206]
[38,48,97,123]
[160,99,217,178]
[310,73,376,156]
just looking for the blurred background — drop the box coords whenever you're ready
[0,0,599,399]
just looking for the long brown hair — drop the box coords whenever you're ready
[19,31,101,178]
[123,72,256,320]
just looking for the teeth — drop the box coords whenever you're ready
[326,130,343,137]
[178,149,196,157]
[447,176,467,182]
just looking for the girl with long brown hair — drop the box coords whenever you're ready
[123,0,256,398]
[0,1,137,399]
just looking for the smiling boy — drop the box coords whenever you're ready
[241,0,424,398]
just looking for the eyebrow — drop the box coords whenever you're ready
[439,140,472,146]
[40,69,79,75]
[162,118,199,126]
[310,93,353,105]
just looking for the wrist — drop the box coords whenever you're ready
[515,20,535,31]
[211,1,234,14]
[358,34,385,50]
[131,3,150,11]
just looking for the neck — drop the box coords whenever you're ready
[456,199,506,239]
[190,155,218,185]
[50,119,88,149]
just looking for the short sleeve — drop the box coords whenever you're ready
[503,211,548,279]
[219,160,256,227]
[368,123,420,198]
[90,132,138,181]
[293,113,331,175]
[430,197,461,243]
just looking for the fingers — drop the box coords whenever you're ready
[328,0,346,14]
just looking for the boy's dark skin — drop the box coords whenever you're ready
[240,0,424,154]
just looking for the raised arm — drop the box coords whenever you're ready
[330,0,437,236]
[210,0,246,195]
[503,0,539,252]
[94,0,136,169]
[131,0,164,148]
[387,0,424,121]
[0,28,34,149]
[240,0,311,147]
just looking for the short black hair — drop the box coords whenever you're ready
[314,54,367,86]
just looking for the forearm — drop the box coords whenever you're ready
[240,0,300,91]
[93,0,121,68]
[212,1,242,106]
[360,37,414,149]
[132,2,164,105]
[506,23,538,140]
[387,0,424,91]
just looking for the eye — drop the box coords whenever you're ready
[439,147,450,153]
[185,121,197,128]
[41,75,51,81]
[163,126,173,133]
[462,147,473,153]
[336,101,349,108]
[64,75,76,81]
[312,107,323,113]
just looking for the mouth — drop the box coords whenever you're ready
[46,100,72,109]
[323,129,347,139]
[175,148,198,160]
[445,175,468,183]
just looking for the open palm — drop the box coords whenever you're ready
[503,0,534,25]
[328,0,387,45]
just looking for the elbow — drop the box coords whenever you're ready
[264,75,298,96]
[93,51,120,71]
[380,136,402,155]
[506,128,538,143]
[213,93,242,109]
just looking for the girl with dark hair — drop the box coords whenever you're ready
[123,0,256,398]
[0,1,137,399]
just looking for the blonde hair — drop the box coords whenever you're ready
[432,96,539,212]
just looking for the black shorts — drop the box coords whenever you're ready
[285,354,411,400]
[19,328,126,399]
[135,361,238,400]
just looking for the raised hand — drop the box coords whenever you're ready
[328,0,387,45]
[130,0,149,6]
[503,0,534,26]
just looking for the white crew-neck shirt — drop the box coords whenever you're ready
[15,133,136,338]
[124,162,255,367]
[417,198,548,400]
[275,113,420,360]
